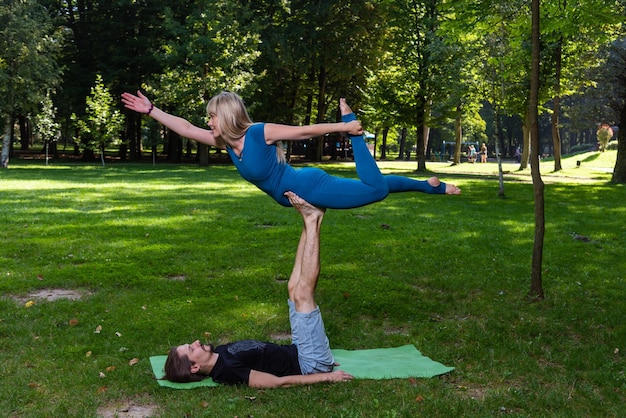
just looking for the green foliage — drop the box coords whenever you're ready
[596,125,613,151]
[0,0,62,115]
[74,74,124,155]
[1,153,625,416]
[33,91,60,143]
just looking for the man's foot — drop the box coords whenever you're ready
[284,191,326,219]
[428,177,461,195]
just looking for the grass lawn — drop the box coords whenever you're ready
[0,151,624,417]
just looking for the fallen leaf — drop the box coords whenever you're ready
[37,274,44,281]
[25,301,35,308]
[128,358,140,366]
[99,372,106,378]
[415,395,425,402]
[97,386,108,393]
[200,401,209,408]
[28,382,39,388]
[86,351,92,357]
[69,318,79,327]
[94,325,102,334]
[105,366,116,372]
[614,348,620,355]
[245,396,257,401]
[115,332,122,337]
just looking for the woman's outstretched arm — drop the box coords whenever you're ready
[263,121,363,144]
[121,91,220,148]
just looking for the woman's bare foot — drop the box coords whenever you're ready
[339,98,353,116]
[446,184,461,195]
[428,177,461,195]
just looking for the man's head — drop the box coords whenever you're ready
[164,340,214,383]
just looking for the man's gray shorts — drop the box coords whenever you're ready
[288,299,335,375]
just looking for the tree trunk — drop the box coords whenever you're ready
[520,113,531,170]
[381,127,389,159]
[19,115,30,150]
[495,133,505,197]
[415,96,427,172]
[397,128,406,160]
[612,101,626,183]
[453,105,462,165]
[529,0,545,300]
[551,36,563,171]
[198,144,209,166]
[1,114,12,168]
[313,65,327,162]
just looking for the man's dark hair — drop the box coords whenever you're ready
[164,347,205,383]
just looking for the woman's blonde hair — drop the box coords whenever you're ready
[207,92,285,164]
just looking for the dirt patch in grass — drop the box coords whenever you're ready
[10,288,90,304]
[97,401,158,418]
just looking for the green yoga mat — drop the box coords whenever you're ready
[150,344,454,389]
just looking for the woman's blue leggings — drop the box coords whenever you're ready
[281,112,446,209]
[326,112,444,207]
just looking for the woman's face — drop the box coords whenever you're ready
[207,112,220,136]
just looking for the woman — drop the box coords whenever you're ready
[121,91,460,208]
[480,142,488,163]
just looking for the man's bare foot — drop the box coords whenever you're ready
[284,191,325,219]
[339,98,353,116]
[428,177,461,195]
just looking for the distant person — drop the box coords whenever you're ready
[467,145,476,163]
[122,91,460,209]
[515,146,521,163]
[480,143,488,163]
[163,192,353,387]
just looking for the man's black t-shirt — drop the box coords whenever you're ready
[209,340,301,385]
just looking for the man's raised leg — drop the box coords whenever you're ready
[285,191,324,313]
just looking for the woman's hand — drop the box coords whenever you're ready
[121,91,152,114]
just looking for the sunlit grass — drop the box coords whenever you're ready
[0,155,625,417]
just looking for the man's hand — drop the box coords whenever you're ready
[248,369,353,388]
[327,370,354,383]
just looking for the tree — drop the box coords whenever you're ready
[596,124,613,151]
[0,0,62,168]
[33,91,61,164]
[529,0,545,300]
[382,0,461,172]
[250,0,385,161]
[74,75,124,167]
[144,0,261,164]
[602,36,626,183]
[542,0,624,172]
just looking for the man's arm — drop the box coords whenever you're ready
[248,369,353,389]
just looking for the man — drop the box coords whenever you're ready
[164,191,354,388]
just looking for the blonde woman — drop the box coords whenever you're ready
[122,91,460,208]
